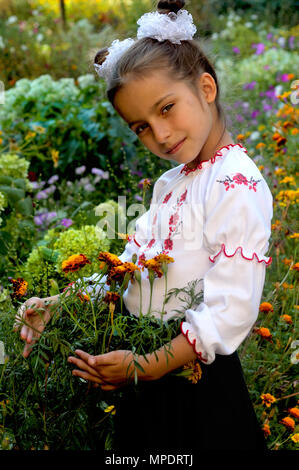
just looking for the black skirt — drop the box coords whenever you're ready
[113,351,267,451]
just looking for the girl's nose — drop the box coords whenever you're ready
[152,122,171,144]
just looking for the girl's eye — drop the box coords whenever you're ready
[162,104,174,115]
[135,123,148,135]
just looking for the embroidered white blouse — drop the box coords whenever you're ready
[82,143,273,365]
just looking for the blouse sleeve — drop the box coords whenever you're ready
[180,166,273,364]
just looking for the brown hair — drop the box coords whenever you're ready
[94,0,225,126]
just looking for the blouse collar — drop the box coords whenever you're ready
[180,143,248,176]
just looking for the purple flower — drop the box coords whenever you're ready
[60,218,73,228]
[263,104,272,112]
[75,165,86,175]
[45,185,56,195]
[36,190,48,200]
[134,195,143,201]
[251,110,260,119]
[289,36,295,49]
[48,175,59,185]
[252,43,265,55]
[91,168,109,180]
[280,73,290,82]
[267,33,273,40]
[232,46,240,54]
[243,81,257,90]
[264,65,270,70]
[34,211,57,226]
[236,114,244,123]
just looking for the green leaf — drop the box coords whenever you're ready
[15,197,33,216]
[0,185,25,202]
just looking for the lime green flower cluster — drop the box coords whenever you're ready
[53,225,110,280]
[0,153,29,180]
[22,224,111,296]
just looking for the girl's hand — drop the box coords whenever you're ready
[14,296,57,358]
[68,349,154,391]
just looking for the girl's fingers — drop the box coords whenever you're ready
[68,356,102,379]
[71,369,104,385]
[23,342,34,358]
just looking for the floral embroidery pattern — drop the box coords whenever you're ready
[180,143,248,176]
[163,188,187,253]
[162,191,172,204]
[216,173,261,192]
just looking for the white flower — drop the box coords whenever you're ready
[291,340,299,349]
[290,349,299,365]
[0,36,5,49]
[21,45,28,51]
[36,33,44,42]
[7,16,18,25]
[250,131,260,140]
[277,37,286,47]
[245,22,253,28]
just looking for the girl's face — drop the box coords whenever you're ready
[113,70,219,167]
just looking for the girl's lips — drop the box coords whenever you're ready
[166,138,186,154]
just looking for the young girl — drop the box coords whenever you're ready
[16,0,272,451]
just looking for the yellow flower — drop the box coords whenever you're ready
[104,405,116,415]
[288,233,299,239]
[291,433,299,443]
[32,125,46,134]
[261,393,276,407]
[237,134,245,140]
[51,149,59,168]
[279,176,296,185]
[25,131,36,141]
[0,138,3,145]
[258,125,266,131]
[274,168,286,176]
[281,416,295,431]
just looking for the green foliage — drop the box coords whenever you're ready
[0,277,200,450]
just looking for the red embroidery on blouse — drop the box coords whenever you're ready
[133,234,141,247]
[209,244,272,266]
[162,192,172,204]
[180,322,208,362]
[216,173,261,192]
[163,188,187,253]
[180,143,247,176]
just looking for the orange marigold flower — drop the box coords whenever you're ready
[272,132,282,141]
[261,393,276,407]
[183,360,202,384]
[153,253,175,265]
[282,120,293,129]
[103,291,120,304]
[61,254,91,273]
[291,128,299,135]
[108,262,140,285]
[259,302,274,313]
[289,407,299,419]
[282,282,294,289]
[256,142,266,149]
[256,327,273,342]
[282,258,293,266]
[10,277,28,298]
[280,314,293,324]
[262,423,271,437]
[291,262,299,271]
[237,134,245,140]
[77,292,90,303]
[288,233,299,239]
[281,417,295,431]
[98,252,123,268]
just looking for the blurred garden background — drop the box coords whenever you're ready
[0,0,298,451]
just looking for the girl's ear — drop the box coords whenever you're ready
[197,73,217,104]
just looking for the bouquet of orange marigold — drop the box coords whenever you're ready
[0,248,203,450]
